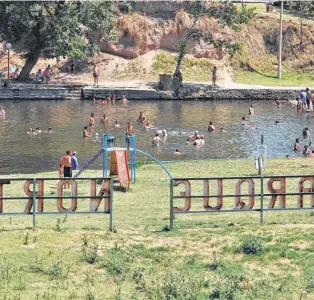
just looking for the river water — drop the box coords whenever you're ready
[0,99,309,174]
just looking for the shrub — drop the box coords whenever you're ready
[238,235,264,255]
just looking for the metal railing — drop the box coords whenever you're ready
[0,177,113,230]
[170,175,314,229]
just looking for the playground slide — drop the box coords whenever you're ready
[110,150,131,185]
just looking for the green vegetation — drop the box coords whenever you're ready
[1,158,314,298]
[152,51,213,82]
[235,70,314,87]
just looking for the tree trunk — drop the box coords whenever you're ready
[17,45,42,81]
[171,1,204,96]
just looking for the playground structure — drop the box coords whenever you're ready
[74,134,172,188]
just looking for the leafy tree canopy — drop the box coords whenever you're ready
[0,1,116,81]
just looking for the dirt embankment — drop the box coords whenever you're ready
[1,1,314,84]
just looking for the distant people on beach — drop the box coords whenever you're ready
[45,65,52,84]
[306,87,312,110]
[92,63,99,87]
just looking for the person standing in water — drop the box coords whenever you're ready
[137,112,146,123]
[83,126,91,137]
[242,117,247,126]
[90,113,95,127]
[249,104,254,116]
[294,138,302,151]
[100,114,109,124]
[306,87,312,110]
[0,107,5,117]
[152,134,163,147]
[208,121,215,132]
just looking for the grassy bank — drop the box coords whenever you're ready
[2,158,314,299]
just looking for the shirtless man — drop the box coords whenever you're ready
[174,149,180,156]
[137,112,146,123]
[35,127,42,133]
[114,120,120,128]
[274,98,281,107]
[83,126,91,137]
[187,131,199,144]
[152,134,163,147]
[303,127,310,137]
[90,113,95,127]
[145,120,153,129]
[100,114,109,124]
[126,121,135,136]
[46,127,52,134]
[208,121,215,132]
[60,150,72,178]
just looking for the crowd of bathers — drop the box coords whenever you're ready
[27,127,52,135]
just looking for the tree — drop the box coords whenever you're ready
[171,0,255,96]
[288,1,314,45]
[0,1,116,81]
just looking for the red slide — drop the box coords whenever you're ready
[110,150,131,186]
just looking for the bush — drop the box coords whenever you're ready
[238,235,264,255]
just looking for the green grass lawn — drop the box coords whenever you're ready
[2,158,314,299]
[234,70,314,87]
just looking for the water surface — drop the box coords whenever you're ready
[0,99,309,174]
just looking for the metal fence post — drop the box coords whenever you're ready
[170,179,174,229]
[260,175,264,225]
[109,178,113,231]
[32,178,36,229]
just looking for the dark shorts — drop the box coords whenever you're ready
[93,73,99,78]
[63,167,72,178]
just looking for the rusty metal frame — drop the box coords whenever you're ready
[0,177,113,230]
[170,175,314,229]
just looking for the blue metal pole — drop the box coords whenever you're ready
[170,179,174,229]
[103,134,108,178]
[32,178,36,229]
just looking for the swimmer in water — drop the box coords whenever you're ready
[114,120,120,128]
[200,135,205,145]
[193,135,202,146]
[174,149,180,156]
[83,126,91,138]
[187,131,199,144]
[152,133,163,147]
[35,127,42,133]
[241,117,247,126]
[275,120,279,124]
[220,126,226,132]
[145,120,154,129]
[0,107,5,117]
[303,127,310,137]
[100,114,109,124]
[90,113,95,127]
[137,112,146,123]
[111,95,116,104]
[27,128,32,135]
[46,127,52,133]
[249,104,254,116]
[208,121,215,132]
[121,95,128,103]
[274,97,281,107]
[294,138,302,151]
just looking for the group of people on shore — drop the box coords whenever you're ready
[58,150,79,178]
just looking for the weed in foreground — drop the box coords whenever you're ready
[237,235,264,255]
[22,232,29,245]
[207,251,223,271]
[150,268,202,300]
[46,260,70,280]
